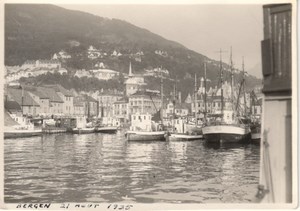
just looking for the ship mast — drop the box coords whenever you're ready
[219,49,224,117]
[230,47,235,112]
[172,79,176,132]
[160,73,164,125]
[204,62,207,122]
[242,57,247,116]
[194,73,197,127]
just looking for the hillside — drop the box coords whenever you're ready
[5,4,261,98]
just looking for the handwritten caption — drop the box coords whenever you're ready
[16,203,133,210]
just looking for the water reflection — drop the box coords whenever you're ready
[5,133,260,203]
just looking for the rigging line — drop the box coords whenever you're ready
[149,94,158,114]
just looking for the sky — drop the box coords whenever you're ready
[60,4,264,78]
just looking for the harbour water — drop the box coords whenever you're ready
[4,131,260,203]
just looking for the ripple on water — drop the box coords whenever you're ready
[4,133,260,203]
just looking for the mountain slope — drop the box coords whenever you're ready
[5,4,261,97]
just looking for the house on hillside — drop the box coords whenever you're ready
[91,69,119,80]
[74,69,93,78]
[52,50,71,60]
[22,59,61,69]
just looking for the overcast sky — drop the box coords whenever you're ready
[60,4,264,78]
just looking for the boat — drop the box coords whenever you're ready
[70,116,95,134]
[4,112,42,138]
[249,91,262,143]
[126,76,168,142]
[202,122,250,143]
[95,125,118,133]
[250,122,261,143]
[202,49,251,144]
[169,117,203,141]
[71,127,95,134]
[168,74,203,141]
[126,130,167,141]
[125,113,168,141]
[169,133,202,141]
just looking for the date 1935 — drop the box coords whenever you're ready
[107,204,133,210]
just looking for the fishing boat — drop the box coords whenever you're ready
[71,116,95,134]
[125,113,168,141]
[95,125,118,134]
[168,74,203,141]
[249,91,262,143]
[250,122,261,143]
[4,112,42,138]
[126,75,168,141]
[202,48,250,144]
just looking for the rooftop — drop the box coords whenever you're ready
[7,88,39,106]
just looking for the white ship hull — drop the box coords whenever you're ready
[202,124,251,143]
[95,126,118,134]
[169,133,203,141]
[251,132,261,140]
[4,129,43,139]
[72,127,95,134]
[125,131,167,141]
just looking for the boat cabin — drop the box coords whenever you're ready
[130,113,160,132]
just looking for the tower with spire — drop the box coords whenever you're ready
[124,61,146,96]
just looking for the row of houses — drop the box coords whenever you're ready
[6,66,67,83]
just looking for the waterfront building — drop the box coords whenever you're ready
[112,97,129,123]
[82,94,99,117]
[24,85,64,116]
[6,87,40,117]
[125,62,146,96]
[165,101,190,117]
[44,85,74,116]
[128,90,161,116]
[73,97,85,116]
[96,90,123,117]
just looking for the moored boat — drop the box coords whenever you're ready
[168,74,203,142]
[125,113,168,142]
[4,112,42,139]
[202,123,250,143]
[71,127,95,134]
[169,133,203,141]
[202,49,251,144]
[70,116,95,134]
[95,126,118,134]
[4,127,42,139]
[250,123,261,143]
[126,130,167,141]
[169,118,203,141]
